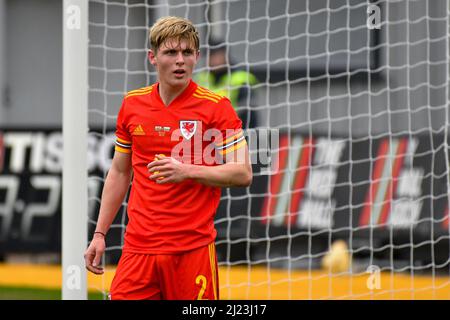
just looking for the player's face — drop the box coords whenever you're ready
[149,39,199,89]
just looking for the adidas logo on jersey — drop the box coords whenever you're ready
[132,125,146,135]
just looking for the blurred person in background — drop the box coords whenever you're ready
[195,39,259,129]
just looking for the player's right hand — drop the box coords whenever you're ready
[84,234,106,275]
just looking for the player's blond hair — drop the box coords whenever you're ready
[149,16,200,52]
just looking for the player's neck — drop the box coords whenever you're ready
[158,81,190,106]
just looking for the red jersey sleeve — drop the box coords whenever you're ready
[213,98,246,157]
[115,99,132,154]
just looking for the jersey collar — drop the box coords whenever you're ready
[152,79,198,108]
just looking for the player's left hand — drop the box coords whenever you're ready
[147,154,189,184]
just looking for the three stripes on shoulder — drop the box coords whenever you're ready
[124,85,224,104]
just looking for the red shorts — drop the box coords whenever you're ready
[109,242,219,300]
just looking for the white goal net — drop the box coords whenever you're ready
[84,0,450,299]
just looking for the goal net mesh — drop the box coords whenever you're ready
[86,0,450,299]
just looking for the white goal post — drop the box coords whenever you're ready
[62,0,88,300]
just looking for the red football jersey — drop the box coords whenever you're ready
[114,80,245,254]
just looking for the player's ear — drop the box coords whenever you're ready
[148,49,157,66]
[193,49,200,65]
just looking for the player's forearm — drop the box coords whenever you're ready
[95,169,132,235]
[186,162,252,188]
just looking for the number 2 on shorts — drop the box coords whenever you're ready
[196,274,207,300]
